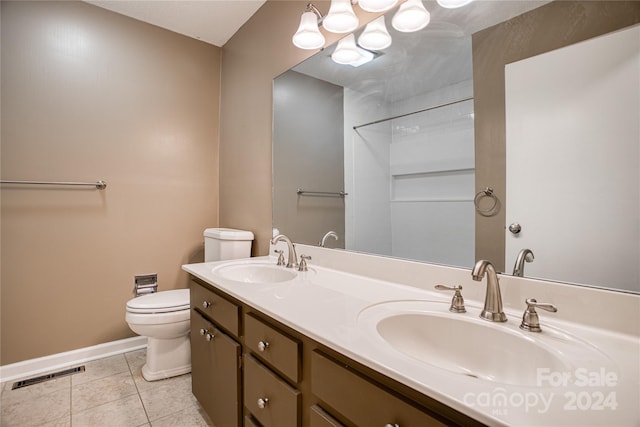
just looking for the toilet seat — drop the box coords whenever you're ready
[126,289,190,314]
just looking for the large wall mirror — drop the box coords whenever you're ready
[273,0,639,294]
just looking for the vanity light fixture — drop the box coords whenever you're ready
[332,34,361,63]
[358,16,392,50]
[331,34,376,67]
[358,0,398,13]
[323,0,359,34]
[292,0,431,60]
[292,3,326,50]
[437,0,474,8]
[392,0,431,32]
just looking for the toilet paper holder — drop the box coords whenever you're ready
[134,274,158,296]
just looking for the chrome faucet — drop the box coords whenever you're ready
[319,231,338,247]
[472,260,507,322]
[271,234,298,268]
[512,249,534,277]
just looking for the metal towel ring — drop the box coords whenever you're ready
[474,187,498,215]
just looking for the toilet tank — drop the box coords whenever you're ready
[204,228,254,262]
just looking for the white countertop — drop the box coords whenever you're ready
[183,246,640,427]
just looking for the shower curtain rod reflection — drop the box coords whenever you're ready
[297,188,347,197]
[352,97,473,130]
[0,180,107,189]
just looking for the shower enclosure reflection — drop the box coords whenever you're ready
[273,71,476,267]
[348,94,475,266]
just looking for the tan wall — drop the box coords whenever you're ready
[473,0,640,271]
[0,1,221,364]
[219,0,382,256]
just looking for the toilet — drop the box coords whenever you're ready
[125,289,191,381]
[125,228,254,381]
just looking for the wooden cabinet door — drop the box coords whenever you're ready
[191,312,241,427]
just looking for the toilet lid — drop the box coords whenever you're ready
[126,289,190,313]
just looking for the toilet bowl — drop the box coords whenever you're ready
[125,289,191,381]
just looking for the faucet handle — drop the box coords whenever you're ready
[434,284,466,313]
[298,255,311,272]
[274,249,285,266]
[520,298,557,332]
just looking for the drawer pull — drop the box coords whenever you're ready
[202,300,212,309]
[257,340,270,352]
[199,328,215,341]
[257,397,269,409]
[384,424,400,427]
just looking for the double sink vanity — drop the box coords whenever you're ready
[183,242,639,426]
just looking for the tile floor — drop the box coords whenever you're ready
[0,349,214,427]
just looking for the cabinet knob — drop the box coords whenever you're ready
[199,328,207,336]
[257,397,269,409]
[384,424,400,427]
[202,300,211,309]
[258,340,270,352]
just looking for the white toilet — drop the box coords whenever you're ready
[125,227,254,381]
[126,289,191,381]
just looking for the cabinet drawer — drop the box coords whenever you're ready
[310,405,345,427]
[311,351,447,427]
[244,355,301,427]
[191,280,239,336]
[245,313,301,383]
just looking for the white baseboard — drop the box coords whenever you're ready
[0,336,148,383]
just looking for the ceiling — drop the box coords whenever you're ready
[86,0,266,47]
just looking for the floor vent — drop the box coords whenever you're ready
[11,366,85,390]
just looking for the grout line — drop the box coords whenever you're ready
[124,350,152,425]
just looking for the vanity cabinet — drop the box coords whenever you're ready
[189,277,484,427]
[190,282,242,427]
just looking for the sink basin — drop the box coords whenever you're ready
[213,263,297,284]
[359,301,611,387]
[376,312,569,386]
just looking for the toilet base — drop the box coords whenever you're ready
[141,334,191,381]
